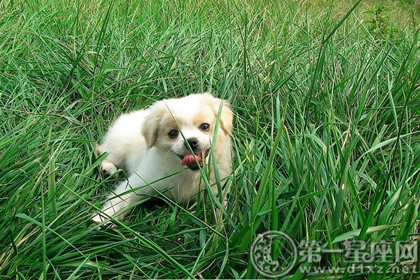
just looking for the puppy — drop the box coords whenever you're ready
[92,93,233,223]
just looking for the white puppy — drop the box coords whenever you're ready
[93,93,233,222]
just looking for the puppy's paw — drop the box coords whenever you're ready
[93,199,128,225]
[100,161,117,175]
[92,212,125,227]
[92,211,118,226]
[92,213,109,223]
[92,202,116,224]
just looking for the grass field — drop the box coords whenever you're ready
[0,0,419,279]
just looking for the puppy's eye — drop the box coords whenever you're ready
[199,123,210,131]
[168,129,179,139]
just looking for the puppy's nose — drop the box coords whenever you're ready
[185,138,198,150]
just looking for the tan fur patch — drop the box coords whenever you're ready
[193,107,214,134]
[158,111,179,140]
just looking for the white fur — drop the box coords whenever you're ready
[93,93,232,223]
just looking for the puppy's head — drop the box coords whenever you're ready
[142,93,233,170]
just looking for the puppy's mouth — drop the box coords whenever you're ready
[177,149,210,170]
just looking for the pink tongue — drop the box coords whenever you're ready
[181,154,202,166]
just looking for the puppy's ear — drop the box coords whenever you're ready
[209,95,233,135]
[142,101,166,148]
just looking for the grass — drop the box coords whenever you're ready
[0,0,419,279]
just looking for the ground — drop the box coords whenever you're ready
[0,0,418,279]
